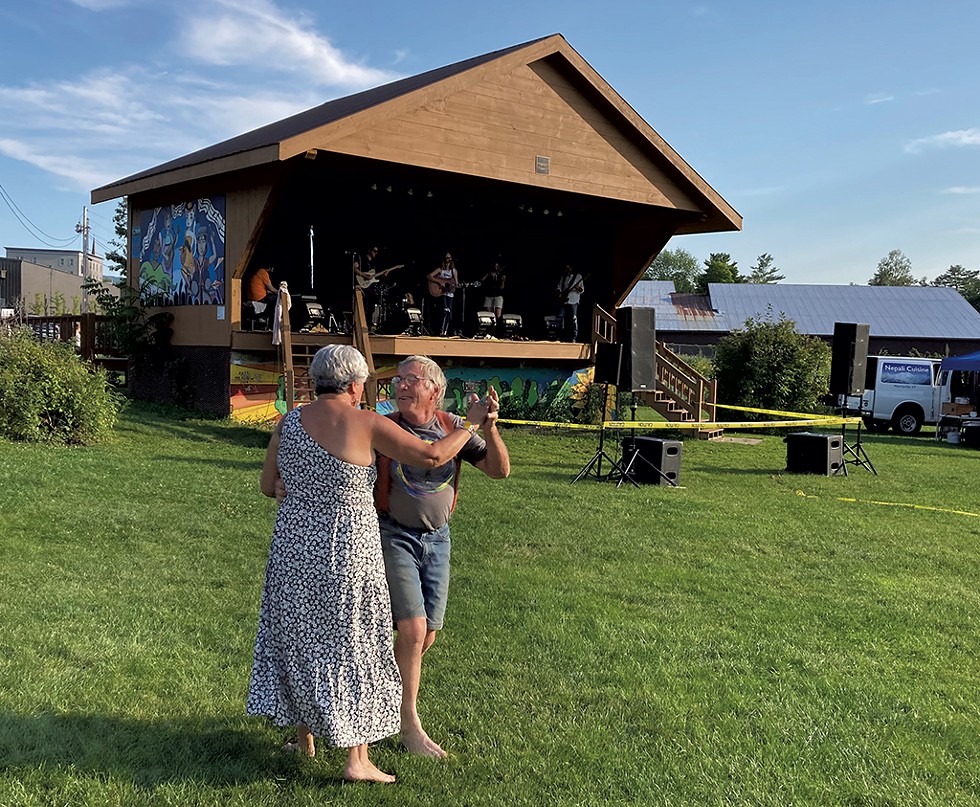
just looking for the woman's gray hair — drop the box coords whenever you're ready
[399,355,447,406]
[310,344,369,394]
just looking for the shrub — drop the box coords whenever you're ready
[0,328,121,444]
[713,309,831,418]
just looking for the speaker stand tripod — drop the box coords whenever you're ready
[571,384,625,484]
[835,407,877,475]
[607,397,678,488]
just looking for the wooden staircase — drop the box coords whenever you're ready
[279,287,379,411]
[592,305,722,439]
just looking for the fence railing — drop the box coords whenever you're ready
[10,313,128,370]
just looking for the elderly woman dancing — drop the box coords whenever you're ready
[247,344,487,783]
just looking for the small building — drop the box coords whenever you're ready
[91,34,741,418]
[624,281,980,356]
[4,247,103,282]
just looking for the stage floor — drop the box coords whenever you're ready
[232,329,592,364]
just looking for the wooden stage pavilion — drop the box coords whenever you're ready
[91,34,740,422]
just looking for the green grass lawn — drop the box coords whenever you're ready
[1,403,979,806]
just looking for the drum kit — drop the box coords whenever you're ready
[373,282,425,335]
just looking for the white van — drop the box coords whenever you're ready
[847,356,949,435]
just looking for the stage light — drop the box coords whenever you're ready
[427,191,433,198]
[502,313,523,339]
[403,306,424,336]
[475,310,496,338]
[544,315,561,340]
[407,188,414,195]
[294,295,326,332]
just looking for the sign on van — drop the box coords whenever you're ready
[880,361,932,385]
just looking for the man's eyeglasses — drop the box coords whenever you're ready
[392,374,426,387]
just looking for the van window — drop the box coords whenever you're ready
[864,357,878,390]
[879,360,932,385]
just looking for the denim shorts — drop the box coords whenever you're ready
[379,513,452,630]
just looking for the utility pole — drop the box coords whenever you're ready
[75,206,89,312]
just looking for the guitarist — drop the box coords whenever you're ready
[556,263,586,342]
[427,252,459,336]
[355,246,402,330]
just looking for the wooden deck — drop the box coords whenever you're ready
[231,329,592,364]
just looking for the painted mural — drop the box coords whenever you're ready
[133,197,226,306]
[229,351,593,424]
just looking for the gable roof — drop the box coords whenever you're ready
[624,281,980,339]
[91,35,740,234]
[92,36,549,199]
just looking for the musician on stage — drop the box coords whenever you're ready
[427,252,458,337]
[556,263,585,342]
[355,246,403,331]
[480,260,506,326]
[245,264,278,308]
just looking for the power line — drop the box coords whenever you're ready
[0,182,80,247]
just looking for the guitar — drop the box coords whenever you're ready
[556,272,591,305]
[355,264,404,290]
[428,278,481,297]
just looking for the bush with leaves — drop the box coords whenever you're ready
[0,327,121,444]
[713,310,831,419]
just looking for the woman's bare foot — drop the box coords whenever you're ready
[400,725,447,758]
[283,725,315,757]
[344,744,396,783]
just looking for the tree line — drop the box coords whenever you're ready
[645,248,980,312]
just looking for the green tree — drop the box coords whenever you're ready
[52,291,67,316]
[104,198,128,278]
[696,252,740,294]
[713,309,831,417]
[747,252,785,284]
[931,264,980,311]
[869,249,919,286]
[644,248,701,293]
[31,293,44,316]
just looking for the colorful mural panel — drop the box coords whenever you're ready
[230,353,286,423]
[229,352,592,425]
[133,197,226,306]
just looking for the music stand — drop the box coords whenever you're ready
[834,396,877,475]
[571,383,626,484]
[608,397,678,488]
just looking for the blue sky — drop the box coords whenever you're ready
[1,0,978,284]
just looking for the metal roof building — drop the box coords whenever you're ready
[624,281,980,355]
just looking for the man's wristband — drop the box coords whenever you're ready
[461,418,480,433]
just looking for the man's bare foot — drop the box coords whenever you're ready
[400,725,447,758]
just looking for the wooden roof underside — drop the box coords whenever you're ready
[92,34,740,235]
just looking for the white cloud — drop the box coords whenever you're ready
[905,128,980,153]
[0,0,399,191]
[67,0,133,9]
[942,186,980,195]
[180,0,395,88]
[864,93,895,105]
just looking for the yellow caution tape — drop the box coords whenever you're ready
[794,489,980,518]
[716,403,846,419]
[496,416,860,430]
[602,418,859,429]
[496,418,602,430]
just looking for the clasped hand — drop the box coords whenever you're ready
[465,386,500,429]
